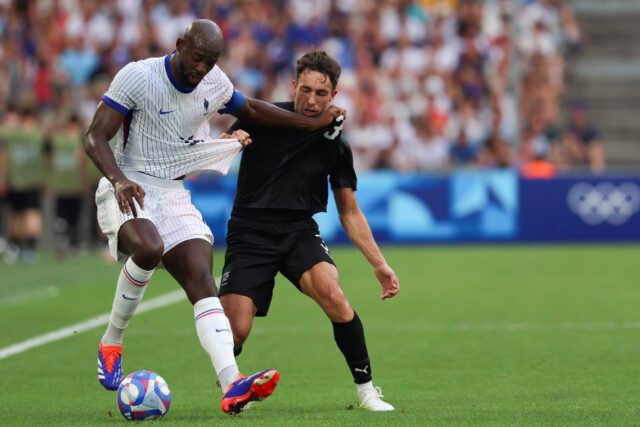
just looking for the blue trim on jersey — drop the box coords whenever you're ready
[101,95,129,115]
[218,90,246,114]
[164,53,196,94]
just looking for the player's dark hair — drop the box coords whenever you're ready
[296,50,341,90]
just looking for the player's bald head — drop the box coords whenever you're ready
[182,19,224,56]
[173,19,225,88]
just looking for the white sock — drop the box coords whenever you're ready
[101,258,153,345]
[357,381,376,401]
[218,366,239,392]
[194,297,239,390]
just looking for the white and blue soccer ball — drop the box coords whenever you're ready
[117,370,171,421]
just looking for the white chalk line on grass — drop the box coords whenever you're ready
[3,286,640,361]
[0,290,186,360]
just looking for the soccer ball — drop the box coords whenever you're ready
[117,370,171,421]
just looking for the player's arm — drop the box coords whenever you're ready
[221,89,344,131]
[334,188,400,300]
[83,102,145,217]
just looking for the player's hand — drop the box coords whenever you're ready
[316,105,347,128]
[374,264,400,300]
[232,129,252,148]
[328,105,346,119]
[220,130,253,148]
[113,178,145,217]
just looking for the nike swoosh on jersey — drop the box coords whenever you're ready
[159,109,174,115]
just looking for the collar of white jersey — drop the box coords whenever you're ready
[164,52,196,94]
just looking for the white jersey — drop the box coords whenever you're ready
[102,54,241,179]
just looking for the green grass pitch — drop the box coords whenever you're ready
[0,245,638,426]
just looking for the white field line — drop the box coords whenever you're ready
[0,290,186,360]
[3,285,640,361]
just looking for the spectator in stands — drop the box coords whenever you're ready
[450,128,479,166]
[0,108,44,263]
[46,114,87,256]
[519,104,560,168]
[0,0,592,190]
[521,137,557,179]
[478,131,512,169]
[561,101,605,173]
[414,113,451,170]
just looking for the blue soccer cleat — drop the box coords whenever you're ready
[221,369,280,414]
[97,342,124,390]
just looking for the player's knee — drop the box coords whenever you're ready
[319,285,351,319]
[130,237,164,270]
[325,283,346,304]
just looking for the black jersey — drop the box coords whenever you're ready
[229,102,357,217]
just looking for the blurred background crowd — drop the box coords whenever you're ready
[0,0,610,261]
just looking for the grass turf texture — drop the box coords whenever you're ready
[0,245,638,426]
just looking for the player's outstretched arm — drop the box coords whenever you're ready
[334,188,400,300]
[84,102,145,217]
[230,96,345,131]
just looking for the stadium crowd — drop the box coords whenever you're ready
[0,0,600,260]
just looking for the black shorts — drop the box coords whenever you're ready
[219,216,335,317]
[8,189,41,212]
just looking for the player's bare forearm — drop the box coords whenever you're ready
[335,188,385,267]
[340,209,386,268]
[83,102,129,185]
[83,131,126,185]
[340,210,400,299]
[234,98,342,131]
[84,101,146,217]
[335,187,400,299]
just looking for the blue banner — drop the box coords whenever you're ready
[186,171,640,244]
[519,177,640,242]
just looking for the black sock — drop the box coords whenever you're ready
[332,312,372,384]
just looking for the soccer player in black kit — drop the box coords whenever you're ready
[218,50,400,411]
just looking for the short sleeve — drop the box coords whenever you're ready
[102,62,148,115]
[211,66,236,111]
[218,90,246,114]
[329,138,357,190]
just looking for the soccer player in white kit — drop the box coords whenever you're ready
[84,19,344,415]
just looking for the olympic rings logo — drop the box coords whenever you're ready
[567,182,640,226]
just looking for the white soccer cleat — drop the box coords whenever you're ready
[358,385,395,411]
